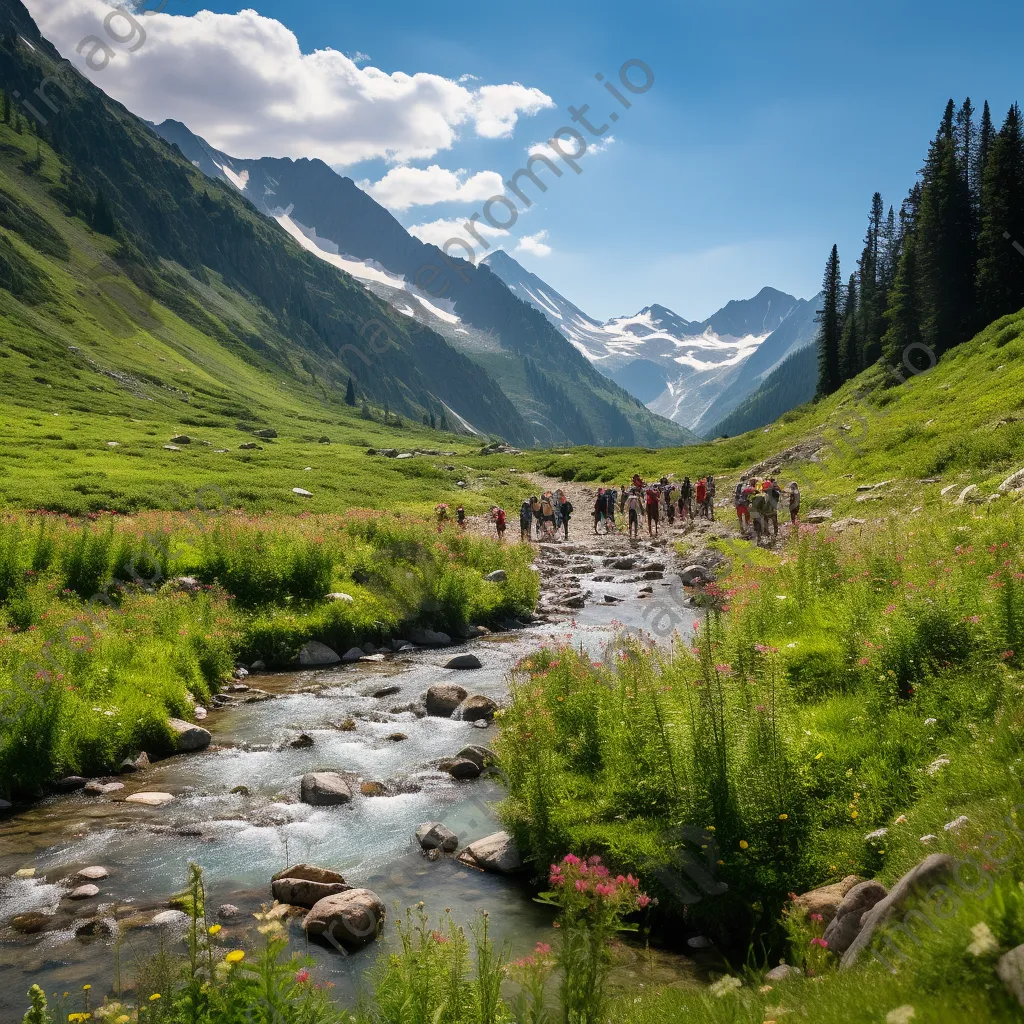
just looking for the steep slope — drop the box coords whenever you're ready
[0,0,529,443]
[706,342,819,438]
[152,121,693,448]
[483,250,818,431]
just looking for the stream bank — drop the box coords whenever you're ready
[0,515,702,1018]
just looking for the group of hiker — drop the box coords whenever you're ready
[486,472,801,546]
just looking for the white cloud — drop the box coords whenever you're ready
[360,165,506,211]
[407,217,508,253]
[528,134,615,160]
[347,51,371,66]
[24,0,554,166]
[515,230,552,258]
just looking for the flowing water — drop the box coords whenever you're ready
[0,543,699,1018]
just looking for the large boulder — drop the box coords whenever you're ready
[299,642,342,667]
[445,654,482,670]
[840,855,957,968]
[998,468,1024,494]
[303,888,386,950]
[793,875,863,926]
[484,570,507,583]
[680,564,713,586]
[125,792,175,807]
[821,880,888,957]
[167,718,212,753]
[272,877,350,908]
[272,864,346,885]
[416,822,459,853]
[300,773,352,806]
[426,684,468,717]
[11,912,52,934]
[457,695,498,722]
[407,628,452,647]
[457,831,523,874]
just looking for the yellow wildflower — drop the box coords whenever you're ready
[739,840,749,850]
[225,950,245,963]
[208,924,222,936]
[851,810,859,819]
[814,752,823,760]
[779,813,788,821]
[82,986,92,992]
[149,994,161,1002]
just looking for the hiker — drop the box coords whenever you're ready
[706,475,716,521]
[593,488,607,534]
[735,480,750,534]
[626,487,643,539]
[788,481,801,524]
[619,486,629,515]
[493,507,507,540]
[681,476,693,519]
[456,506,466,530]
[665,489,676,525]
[766,478,781,538]
[645,484,660,537]
[741,479,758,535]
[605,486,618,531]
[750,488,769,546]
[560,493,573,540]
[530,496,542,539]
[540,493,556,541]
[695,477,707,518]
[519,499,533,542]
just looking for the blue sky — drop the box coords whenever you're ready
[36,0,1024,320]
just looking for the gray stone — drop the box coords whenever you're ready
[254,428,278,438]
[484,570,507,583]
[75,918,115,938]
[271,863,347,885]
[458,694,498,722]
[239,442,263,450]
[272,877,350,907]
[680,564,712,586]
[125,792,175,807]
[54,776,88,792]
[218,904,242,920]
[425,683,468,717]
[416,822,459,853]
[793,875,864,927]
[372,685,401,698]
[292,488,313,498]
[290,734,315,749]
[407,627,452,647]
[997,944,1024,1007]
[998,469,1024,494]
[841,855,956,968]
[764,964,802,982]
[327,593,354,603]
[85,780,125,795]
[299,641,342,666]
[445,654,482,670]
[150,910,189,928]
[300,773,352,806]
[821,880,888,957]
[69,884,100,900]
[955,484,980,505]
[455,745,495,770]
[443,758,482,780]
[167,718,212,752]
[303,888,386,950]
[457,831,523,874]
[169,434,192,444]
[342,647,365,664]
[76,866,110,882]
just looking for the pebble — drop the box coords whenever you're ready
[125,792,175,807]
[69,884,100,900]
[76,866,110,881]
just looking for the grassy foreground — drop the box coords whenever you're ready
[0,513,537,798]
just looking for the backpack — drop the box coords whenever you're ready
[541,499,553,517]
[563,501,573,517]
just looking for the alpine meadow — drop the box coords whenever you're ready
[2,2,1024,1024]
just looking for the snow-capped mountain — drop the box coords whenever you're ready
[481,250,819,435]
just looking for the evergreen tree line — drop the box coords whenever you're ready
[817,97,1024,397]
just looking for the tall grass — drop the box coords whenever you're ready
[0,511,538,797]
[497,505,1024,955]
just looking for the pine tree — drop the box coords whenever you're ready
[429,411,436,429]
[815,245,843,397]
[839,273,860,382]
[976,104,1024,325]
[915,102,976,356]
[857,193,885,368]
[1,88,10,125]
[956,98,977,197]
[13,112,22,134]
[879,205,898,293]
[440,412,449,431]
[976,101,995,213]
[344,377,356,406]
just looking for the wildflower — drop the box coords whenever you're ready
[82,986,91,992]
[851,810,858,819]
[149,994,161,1002]
[809,936,828,948]
[779,813,788,821]
[534,942,552,955]
[225,950,245,963]
[208,924,222,935]
[295,968,311,984]
[715,663,732,674]
[967,922,998,956]
[637,894,652,908]
[739,840,749,850]
[810,913,823,922]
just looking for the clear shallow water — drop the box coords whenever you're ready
[0,551,698,1018]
